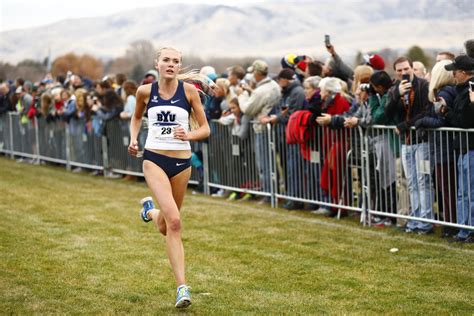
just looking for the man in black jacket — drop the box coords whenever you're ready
[442,55,474,243]
[385,56,434,234]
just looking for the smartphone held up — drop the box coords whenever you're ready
[324,34,331,48]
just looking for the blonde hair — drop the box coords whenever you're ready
[74,88,88,114]
[215,78,233,104]
[155,46,182,65]
[155,47,216,131]
[336,78,353,104]
[352,65,374,94]
[429,60,456,102]
[40,93,53,116]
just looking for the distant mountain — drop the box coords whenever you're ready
[1,0,472,64]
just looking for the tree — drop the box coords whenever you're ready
[125,40,156,73]
[52,53,103,80]
[130,64,145,83]
[78,54,103,80]
[406,46,432,69]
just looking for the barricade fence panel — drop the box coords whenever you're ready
[366,126,474,231]
[2,112,473,232]
[272,122,365,215]
[37,116,67,163]
[206,120,260,196]
[10,112,38,159]
[0,112,12,154]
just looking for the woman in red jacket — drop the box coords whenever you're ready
[315,77,350,216]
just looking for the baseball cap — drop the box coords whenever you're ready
[247,60,268,74]
[364,54,385,71]
[444,55,474,71]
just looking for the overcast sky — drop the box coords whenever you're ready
[0,0,269,32]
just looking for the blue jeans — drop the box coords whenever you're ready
[456,151,474,238]
[401,142,434,231]
[255,132,270,193]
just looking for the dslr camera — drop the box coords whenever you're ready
[360,83,375,95]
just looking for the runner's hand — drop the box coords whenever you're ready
[173,126,188,141]
[128,140,139,156]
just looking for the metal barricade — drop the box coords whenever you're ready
[272,122,365,216]
[4,109,474,233]
[66,118,103,170]
[206,120,262,198]
[9,112,38,160]
[0,113,12,155]
[365,125,474,232]
[105,119,142,176]
[37,116,67,164]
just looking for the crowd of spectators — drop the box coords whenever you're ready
[1,39,474,242]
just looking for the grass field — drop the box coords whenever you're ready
[1,156,474,315]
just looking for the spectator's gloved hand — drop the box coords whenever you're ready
[414,118,424,130]
[396,122,409,134]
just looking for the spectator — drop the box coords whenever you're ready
[117,80,138,181]
[366,71,398,227]
[50,87,64,121]
[14,86,33,125]
[442,55,474,243]
[70,74,88,92]
[227,65,246,96]
[218,97,252,201]
[262,68,306,210]
[237,59,281,204]
[436,51,455,62]
[307,61,324,77]
[413,61,427,79]
[415,59,458,237]
[0,82,12,114]
[115,73,127,100]
[385,56,434,235]
[200,66,217,82]
[315,77,350,216]
[91,89,123,136]
[142,70,158,85]
[119,80,138,121]
[214,78,233,114]
[40,93,53,117]
[301,76,326,210]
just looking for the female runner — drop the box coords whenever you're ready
[128,47,211,308]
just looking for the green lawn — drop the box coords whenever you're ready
[1,156,473,315]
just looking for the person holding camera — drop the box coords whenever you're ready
[412,60,458,237]
[441,54,474,243]
[385,56,433,235]
[364,71,398,227]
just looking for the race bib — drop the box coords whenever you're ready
[150,124,178,141]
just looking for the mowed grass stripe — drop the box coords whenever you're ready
[1,156,473,315]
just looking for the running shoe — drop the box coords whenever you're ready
[140,197,154,223]
[175,284,192,308]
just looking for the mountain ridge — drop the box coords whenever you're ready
[1,1,472,64]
